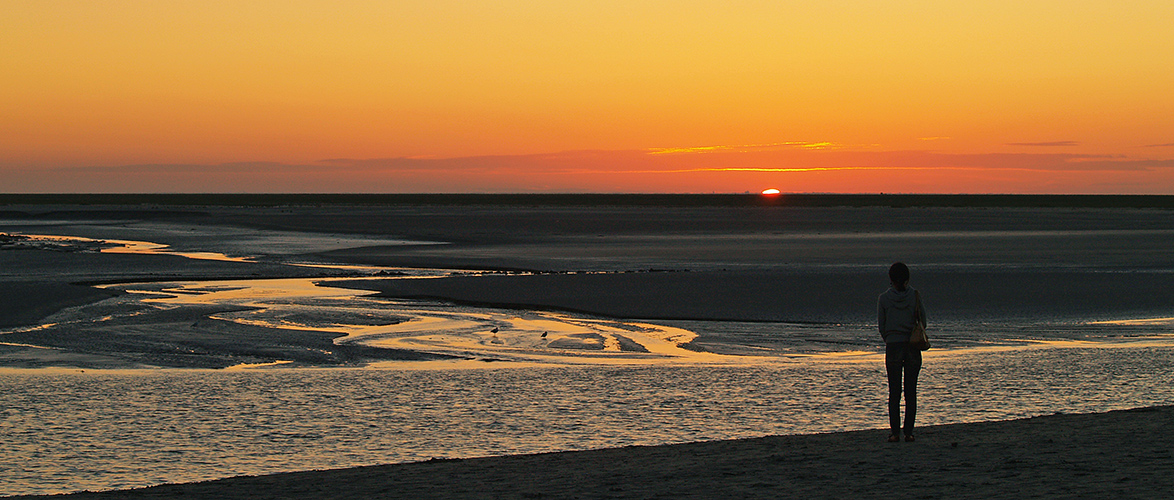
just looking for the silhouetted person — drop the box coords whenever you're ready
[877,262,925,442]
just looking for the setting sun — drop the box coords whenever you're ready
[762,189,781,195]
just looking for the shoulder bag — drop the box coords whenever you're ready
[908,290,930,351]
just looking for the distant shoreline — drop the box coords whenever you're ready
[3,193,1174,209]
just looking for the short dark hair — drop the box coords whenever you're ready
[889,262,910,286]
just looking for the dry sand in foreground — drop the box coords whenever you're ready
[23,405,1172,500]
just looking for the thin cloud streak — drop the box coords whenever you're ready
[1006,141,1080,147]
[646,142,840,154]
[597,166,1054,174]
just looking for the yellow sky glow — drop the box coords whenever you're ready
[2,1,1172,192]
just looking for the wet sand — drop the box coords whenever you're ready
[16,405,1172,499]
[330,268,1174,325]
[0,282,120,329]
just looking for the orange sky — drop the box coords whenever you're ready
[2,1,1172,193]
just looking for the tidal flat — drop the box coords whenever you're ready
[2,195,1174,496]
[4,195,1174,368]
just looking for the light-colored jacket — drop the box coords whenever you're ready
[878,286,926,344]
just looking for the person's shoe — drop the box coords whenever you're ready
[904,435,915,442]
[888,434,900,442]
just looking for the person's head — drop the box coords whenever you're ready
[888,262,910,290]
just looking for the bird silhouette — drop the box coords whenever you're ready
[491,327,499,334]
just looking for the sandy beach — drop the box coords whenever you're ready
[12,405,1171,499]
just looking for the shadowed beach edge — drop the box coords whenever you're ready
[14,405,1172,500]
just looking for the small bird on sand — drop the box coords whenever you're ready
[541,331,548,338]
[491,327,499,334]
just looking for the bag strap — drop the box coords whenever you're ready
[913,290,922,324]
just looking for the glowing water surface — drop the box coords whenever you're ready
[4,346,1174,496]
[103,276,745,368]
[6,234,756,367]
[24,232,743,366]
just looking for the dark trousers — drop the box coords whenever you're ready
[886,342,922,436]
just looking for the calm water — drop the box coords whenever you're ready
[4,345,1174,496]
